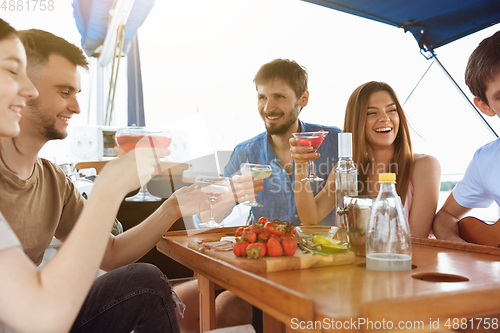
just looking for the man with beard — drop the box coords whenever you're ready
[196,58,341,227]
[177,59,341,333]
[0,29,208,333]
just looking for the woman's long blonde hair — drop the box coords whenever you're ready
[343,81,413,204]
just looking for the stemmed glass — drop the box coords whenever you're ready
[115,126,172,202]
[292,131,328,181]
[195,175,232,228]
[239,163,272,207]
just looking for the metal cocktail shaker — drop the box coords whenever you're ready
[343,195,376,256]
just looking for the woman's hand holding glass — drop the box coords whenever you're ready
[291,131,328,181]
[232,174,264,205]
[171,184,212,219]
[194,176,233,228]
[289,136,321,163]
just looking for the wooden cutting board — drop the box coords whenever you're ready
[188,241,355,274]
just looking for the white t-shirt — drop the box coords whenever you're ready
[0,211,22,333]
[453,137,500,208]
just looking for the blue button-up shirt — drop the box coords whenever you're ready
[222,120,341,226]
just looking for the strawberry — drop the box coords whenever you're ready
[257,217,269,225]
[248,224,264,235]
[269,234,281,242]
[282,238,297,256]
[258,233,270,242]
[246,243,266,259]
[235,227,245,237]
[242,231,257,243]
[284,224,296,236]
[233,241,249,257]
[264,221,286,236]
[267,237,283,257]
[255,218,267,230]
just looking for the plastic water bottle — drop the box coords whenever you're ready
[335,132,358,246]
[366,173,411,271]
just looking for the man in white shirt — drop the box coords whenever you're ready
[433,30,500,244]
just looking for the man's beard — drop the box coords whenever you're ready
[43,123,67,141]
[26,98,67,141]
[264,101,301,135]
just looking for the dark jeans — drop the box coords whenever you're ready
[70,263,180,333]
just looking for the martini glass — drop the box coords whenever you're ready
[292,131,329,181]
[195,175,232,228]
[239,163,272,207]
[115,126,172,202]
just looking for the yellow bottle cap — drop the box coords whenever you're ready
[379,173,396,183]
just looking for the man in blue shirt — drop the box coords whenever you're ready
[224,120,340,226]
[196,58,341,228]
[180,59,341,332]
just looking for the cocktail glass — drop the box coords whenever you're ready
[292,131,329,181]
[195,175,232,228]
[239,163,272,207]
[115,126,172,202]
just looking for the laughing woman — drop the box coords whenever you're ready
[291,81,441,238]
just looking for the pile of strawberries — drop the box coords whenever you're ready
[233,217,297,259]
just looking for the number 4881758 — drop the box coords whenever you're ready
[445,318,499,330]
[0,0,55,11]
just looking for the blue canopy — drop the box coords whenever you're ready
[302,0,500,51]
[72,0,154,126]
[72,0,154,57]
[302,0,500,137]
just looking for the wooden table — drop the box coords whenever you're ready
[157,228,500,332]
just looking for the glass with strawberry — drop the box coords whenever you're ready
[292,131,328,181]
[115,126,172,202]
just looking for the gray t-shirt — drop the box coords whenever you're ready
[0,211,22,333]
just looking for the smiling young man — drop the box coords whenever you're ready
[222,59,341,225]
[196,58,342,227]
[178,59,342,332]
[433,30,500,244]
[0,29,193,332]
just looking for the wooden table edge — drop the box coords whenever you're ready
[157,234,317,331]
[412,237,500,256]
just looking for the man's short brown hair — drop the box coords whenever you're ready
[465,30,500,105]
[17,29,88,80]
[253,59,308,99]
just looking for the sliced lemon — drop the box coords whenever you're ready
[320,243,348,253]
[312,235,332,245]
[312,235,341,245]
